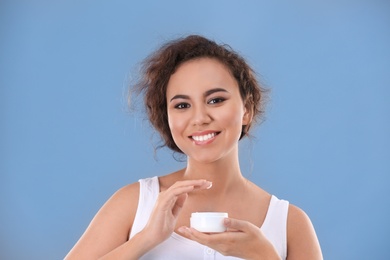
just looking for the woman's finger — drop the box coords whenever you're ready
[169,179,212,193]
[177,226,211,244]
[223,218,252,232]
[172,193,188,217]
[157,179,212,212]
[162,180,212,200]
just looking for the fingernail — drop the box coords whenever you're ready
[206,181,213,189]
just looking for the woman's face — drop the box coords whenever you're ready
[166,58,251,163]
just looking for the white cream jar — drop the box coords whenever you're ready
[190,212,228,233]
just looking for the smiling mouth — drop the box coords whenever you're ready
[190,132,220,142]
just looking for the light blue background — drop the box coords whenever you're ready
[1,1,389,259]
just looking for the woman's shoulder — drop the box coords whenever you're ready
[114,181,140,203]
[100,181,141,223]
[286,204,323,259]
[65,181,142,259]
[287,204,315,234]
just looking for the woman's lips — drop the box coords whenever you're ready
[189,131,220,144]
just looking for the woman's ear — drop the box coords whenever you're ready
[240,105,253,140]
[242,103,253,126]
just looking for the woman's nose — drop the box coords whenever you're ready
[192,105,212,126]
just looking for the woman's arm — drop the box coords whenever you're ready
[286,205,323,260]
[65,183,140,259]
[65,179,213,259]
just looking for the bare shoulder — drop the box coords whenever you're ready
[97,181,141,233]
[112,181,140,208]
[65,182,140,259]
[286,204,323,260]
[97,181,140,223]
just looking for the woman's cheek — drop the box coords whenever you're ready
[168,115,187,142]
[220,108,243,127]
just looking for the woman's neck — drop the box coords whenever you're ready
[182,153,247,195]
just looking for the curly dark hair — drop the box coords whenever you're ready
[133,35,267,153]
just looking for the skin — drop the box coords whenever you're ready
[65,58,323,259]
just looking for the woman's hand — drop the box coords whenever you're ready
[141,179,212,247]
[178,218,280,260]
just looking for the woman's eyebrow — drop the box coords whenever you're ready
[170,94,189,102]
[169,88,229,102]
[204,88,229,97]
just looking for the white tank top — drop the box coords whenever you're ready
[129,177,289,259]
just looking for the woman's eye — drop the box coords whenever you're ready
[208,98,225,104]
[174,103,190,109]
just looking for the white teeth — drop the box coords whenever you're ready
[192,133,216,142]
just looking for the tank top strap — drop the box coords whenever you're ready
[261,195,289,259]
[129,176,159,239]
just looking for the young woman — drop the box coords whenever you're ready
[65,35,322,259]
